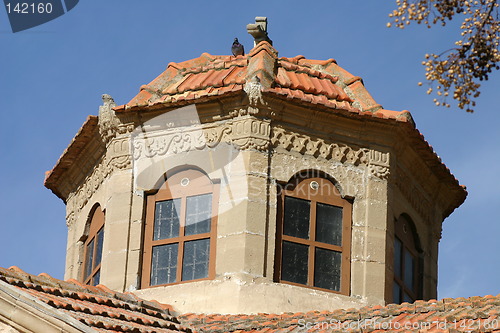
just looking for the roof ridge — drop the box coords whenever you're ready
[278,59,338,82]
[247,40,278,58]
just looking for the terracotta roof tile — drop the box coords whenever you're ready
[179,296,500,332]
[45,41,467,215]
[114,41,362,114]
[0,266,190,332]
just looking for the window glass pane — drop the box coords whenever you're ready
[185,194,212,236]
[92,270,100,287]
[404,249,415,289]
[182,239,210,281]
[314,248,341,291]
[84,239,94,280]
[151,244,178,286]
[94,228,104,269]
[315,203,343,246]
[403,292,414,303]
[281,241,308,285]
[154,199,181,240]
[393,282,401,304]
[283,196,310,239]
[394,237,402,278]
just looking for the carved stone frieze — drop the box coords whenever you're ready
[132,117,270,160]
[271,127,368,166]
[270,127,394,181]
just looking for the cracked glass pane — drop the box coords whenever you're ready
[284,196,310,239]
[154,199,181,240]
[314,247,341,291]
[184,193,212,236]
[94,228,104,269]
[92,270,100,286]
[182,238,210,281]
[404,249,415,289]
[316,203,342,246]
[84,239,94,280]
[151,243,178,285]
[281,241,308,285]
[394,237,402,278]
[185,194,212,236]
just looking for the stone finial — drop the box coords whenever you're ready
[247,17,272,46]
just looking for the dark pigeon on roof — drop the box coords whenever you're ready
[231,38,244,56]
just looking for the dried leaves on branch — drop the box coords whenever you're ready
[388,0,499,112]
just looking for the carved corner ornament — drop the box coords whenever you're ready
[98,94,119,143]
[367,150,390,180]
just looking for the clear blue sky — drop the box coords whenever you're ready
[0,1,498,300]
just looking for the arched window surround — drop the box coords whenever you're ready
[141,168,219,288]
[274,171,352,295]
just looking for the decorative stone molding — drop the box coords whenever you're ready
[132,117,270,160]
[271,127,368,166]
[232,117,270,150]
[66,211,75,227]
[98,94,119,143]
[367,150,390,180]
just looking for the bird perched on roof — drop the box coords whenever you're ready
[231,38,244,56]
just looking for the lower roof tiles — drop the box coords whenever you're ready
[0,266,190,332]
[1,266,499,332]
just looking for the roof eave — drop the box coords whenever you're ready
[44,116,99,202]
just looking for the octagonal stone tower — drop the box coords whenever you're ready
[44,19,466,314]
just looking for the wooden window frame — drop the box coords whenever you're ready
[81,206,105,286]
[275,176,352,295]
[141,169,219,288]
[393,214,422,303]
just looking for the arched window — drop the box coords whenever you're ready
[82,206,105,286]
[275,175,352,294]
[141,169,219,288]
[393,214,422,303]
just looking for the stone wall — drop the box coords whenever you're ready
[61,98,446,314]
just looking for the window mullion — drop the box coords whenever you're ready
[177,196,187,282]
[92,236,98,272]
[308,200,317,286]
